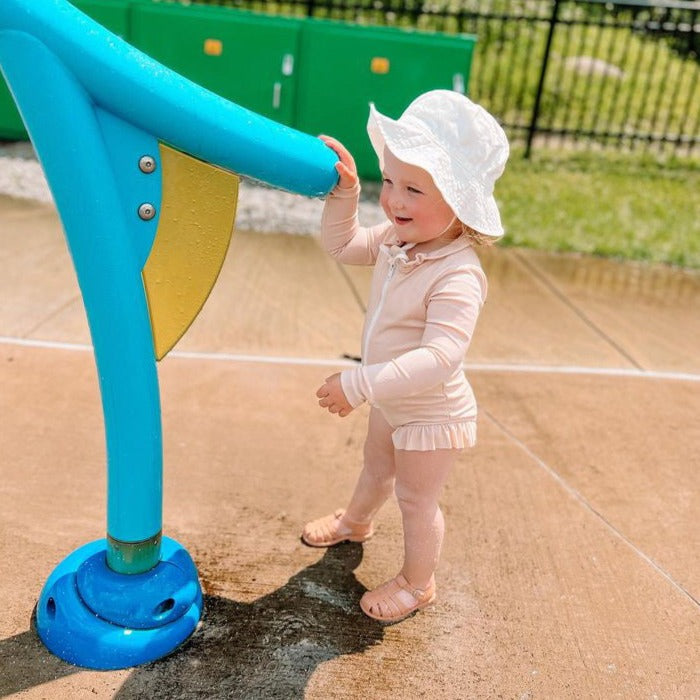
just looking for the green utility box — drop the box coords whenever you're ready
[296,20,476,180]
[0,81,25,140]
[129,5,302,126]
[0,0,131,140]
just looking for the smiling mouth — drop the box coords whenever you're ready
[395,216,412,225]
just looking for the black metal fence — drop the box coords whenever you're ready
[168,0,700,159]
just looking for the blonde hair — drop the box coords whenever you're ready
[461,222,501,247]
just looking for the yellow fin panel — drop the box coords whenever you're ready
[143,144,238,360]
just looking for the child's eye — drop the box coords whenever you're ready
[382,178,393,185]
[407,186,423,194]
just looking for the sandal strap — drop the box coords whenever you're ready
[361,573,436,622]
[395,574,432,602]
[302,509,373,546]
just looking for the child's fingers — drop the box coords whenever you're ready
[318,134,341,158]
[316,373,351,415]
[333,162,358,189]
[335,161,357,179]
[319,135,356,169]
[318,400,351,417]
[317,396,335,411]
[319,137,358,189]
[319,134,342,152]
[339,149,357,173]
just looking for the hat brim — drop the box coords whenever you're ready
[367,103,504,238]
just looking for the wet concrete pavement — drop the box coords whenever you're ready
[1,194,698,698]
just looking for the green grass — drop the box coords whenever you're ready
[468,16,700,141]
[496,149,700,269]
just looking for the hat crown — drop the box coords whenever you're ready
[400,90,509,189]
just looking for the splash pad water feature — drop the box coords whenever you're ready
[0,0,337,669]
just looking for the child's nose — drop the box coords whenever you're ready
[389,191,405,210]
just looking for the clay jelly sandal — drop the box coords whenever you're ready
[360,574,436,624]
[301,509,374,547]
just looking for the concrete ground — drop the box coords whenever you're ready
[0,193,698,699]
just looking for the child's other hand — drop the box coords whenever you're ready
[319,135,359,190]
[316,373,353,417]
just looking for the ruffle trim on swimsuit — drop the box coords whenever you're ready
[391,420,477,451]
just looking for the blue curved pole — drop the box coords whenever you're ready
[0,26,165,570]
[0,0,338,669]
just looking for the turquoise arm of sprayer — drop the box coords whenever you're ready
[0,0,339,196]
[0,0,339,571]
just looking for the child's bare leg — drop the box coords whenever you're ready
[302,407,395,546]
[344,407,396,523]
[359,447,457,621]
[394,448,458,589]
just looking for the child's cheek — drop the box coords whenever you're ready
[379,189,392,220]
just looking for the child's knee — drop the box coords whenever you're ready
[395,482,438,516]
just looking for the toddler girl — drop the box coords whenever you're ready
[302,90,509,623]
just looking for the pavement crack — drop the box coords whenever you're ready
[512,250,644,370]
[483,407,700,610]
[23,293,82,339]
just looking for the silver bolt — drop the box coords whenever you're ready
[138,203,156,220]
[139,155,157,174]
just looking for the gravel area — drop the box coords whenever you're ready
[0,141,385,234]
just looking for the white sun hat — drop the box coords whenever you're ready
[367,90,509,237]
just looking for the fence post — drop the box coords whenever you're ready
[526,0,561,158]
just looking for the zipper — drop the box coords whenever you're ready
[362,256,399,362]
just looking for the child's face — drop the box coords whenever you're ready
[379,148,458,249]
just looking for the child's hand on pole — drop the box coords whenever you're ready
[316,373,353,417]
[319,135,359,190]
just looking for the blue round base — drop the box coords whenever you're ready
[36,537,202,670]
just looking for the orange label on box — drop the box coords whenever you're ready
[204,39,223,56]
[370,57,390,74]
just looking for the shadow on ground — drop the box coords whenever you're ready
[0,544,382,699]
